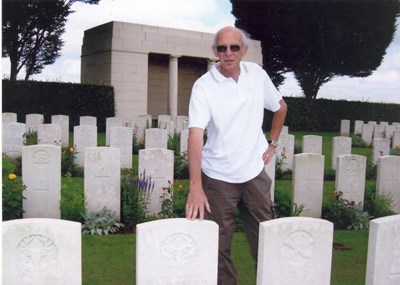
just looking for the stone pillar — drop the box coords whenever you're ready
[169,55,180,121]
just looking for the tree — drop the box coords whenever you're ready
[231,0,399,99]
[2,0,100,81]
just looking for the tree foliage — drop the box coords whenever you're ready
[231,0,400,99]
[2,0,100,81]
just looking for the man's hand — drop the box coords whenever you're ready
[262,145,276,165]
[185,185,211,220]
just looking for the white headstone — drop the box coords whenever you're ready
[292,153,325,218]
[264,153,276,202]
[26,113,44,133]
[131,116,148,146]
[136,218,218,284]
[354,120,364,135]
[2,112,17,123]
[257,217,333,285]
[365,215,400,285]
[73,125,97,167]
[110,126,133,169]
[38,124,62,146]
[158,115,174,135]
[385,125,395,141]
[302,135,322,154]
[392,128,400,149]
[22,145,61,218]
[336,154,367,206]
[368,121,377,125]
[340,119,350,136]
[362,124,374,146]
[79,116,97,126]
[373,138,390,165]
[2,218,82,285]
[332,136,352,170]
[51,115,69,147]
[376,155,400,213]
[373,124,385,139]
[276,133,295,171]
[138,148,174,215]
[2,122,26,158]
[176,115,189,134]
[180,128,189,155]
[145,128,168,149]
[281,125,289,134]
[106,116,123,146]
[84,147,121,219]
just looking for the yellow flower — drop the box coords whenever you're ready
[8,173,17,180]
[68,147,75,153]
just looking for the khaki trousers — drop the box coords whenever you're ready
[202,170,273,285]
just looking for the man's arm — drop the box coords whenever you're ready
[185,127,211,220]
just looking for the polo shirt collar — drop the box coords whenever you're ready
[211,61,248,83]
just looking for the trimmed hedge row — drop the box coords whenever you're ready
[2,80,115,132]
[263,97,400,132]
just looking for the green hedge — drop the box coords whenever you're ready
[2,80,115,132]
[263,97,400,132]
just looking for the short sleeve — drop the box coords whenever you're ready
[188,82,211,129]
[263,72,282,112]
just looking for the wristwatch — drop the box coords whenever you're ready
[268,140,278,147]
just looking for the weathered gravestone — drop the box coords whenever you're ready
[79,116,97,126]
[373,124,386,139]
[158,114,174,135]
[136,218,218,284]
[276,133,295,171]
[302,135,322,154]
[393,128,400,149]
[180,128,189,155]
[145,128,168,149]
[38,124,62,146]
[264,153,276,202]
[73,125,97,167]
[292,153,325,218]
[138,148,174,215]
[84,147,121,219]
[365,214,400,285]
[373,138,390,165]
[376,156,400,213]
[354,120,364,135]
[332,136,352,170]
[110,126,133,168]
[176,115,189,135]
[105,116,123,146]
[2,122,26,158]
[362,124,374,146]
[2,218,82,285]
[25,113,44,133]
[131,116,148,146]
[22,145,61,219]
[51,115,69,147]
[2,112,17,123]
[336,154,367,206]
[340,119,350,137]
[257,217,333,285]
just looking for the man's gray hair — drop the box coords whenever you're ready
[212,27,251,48]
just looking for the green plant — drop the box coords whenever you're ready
[323,191,372,230]
[291,203,306,216]
[81,207,124,235]
[168,133,180,155]
[174,152,189,179]
[275,157,292,180]
[60,174,85,222]
[351,134,368,148]
[120,169,154,231]
[61,146,83,177]
[364,182,396,218]
[23,130,37,145]
[158,181,175,219]
[2,154,26,220]
[273,187,292,217]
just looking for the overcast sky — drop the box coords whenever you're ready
[2,0,400,104]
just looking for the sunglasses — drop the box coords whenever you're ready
[216,44,241,53]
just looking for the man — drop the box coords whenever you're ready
[185,26,287,285]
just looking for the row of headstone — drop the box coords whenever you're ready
[5,214,399,284]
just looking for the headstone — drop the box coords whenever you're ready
[106,117,123,146]
[340,119,350,136]
[110,126,133,168]
[51,115,69,147]
[292,153,325,218]
[26,113,44,133]
[376,156,400,213]
[373,124,385,139]
[257,217,333,285]
[79,116,97,126]
[2,112,17,123]
[22,145,61,218]
[354,120,364,135]
[138,148,174,215]
[131,116,148,146]
[385,125,395,141]
[138,114,153,128]
[38,124,62,146]
[264,153,276,202]
[73,125,97,167]
[362,124,374,146]
[332,136,352,170]
[380,121,389,126]
[176,115,189,134]
[302,135,322,154]
[2,218,81,285]
[180,128,189,155]
[392,128,400,149]
[368,121,377,125]
[276,133,295,171]
[281,125,289,135]
[84,147,121,219]
[136,218,218,284]
[158,115,174,135]
[336,154,367,206]
[145,128,168,149]
[373,138,390,165]
[365,215,400,285]
[2,122,26,158]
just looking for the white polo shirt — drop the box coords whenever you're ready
[188,61,282,183]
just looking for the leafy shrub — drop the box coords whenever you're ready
[324,169,336,181]
[364,181,396,219]
[273,188,292,217]
[81,207,124,235]
[275,158,292,180]
[174,152,189,179]
[158,181,175,219]
[351,134,368,148]
[2,154,26,220]
[61,146,83,177]
[168,133,180,155]
[24,130,37,145]
[60,174,85,222]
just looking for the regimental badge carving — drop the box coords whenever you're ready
[160,233,198,269]
[282,230,315,265]
[32,150,50,168]
[345,158,360,173]
[16,234,59,284]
